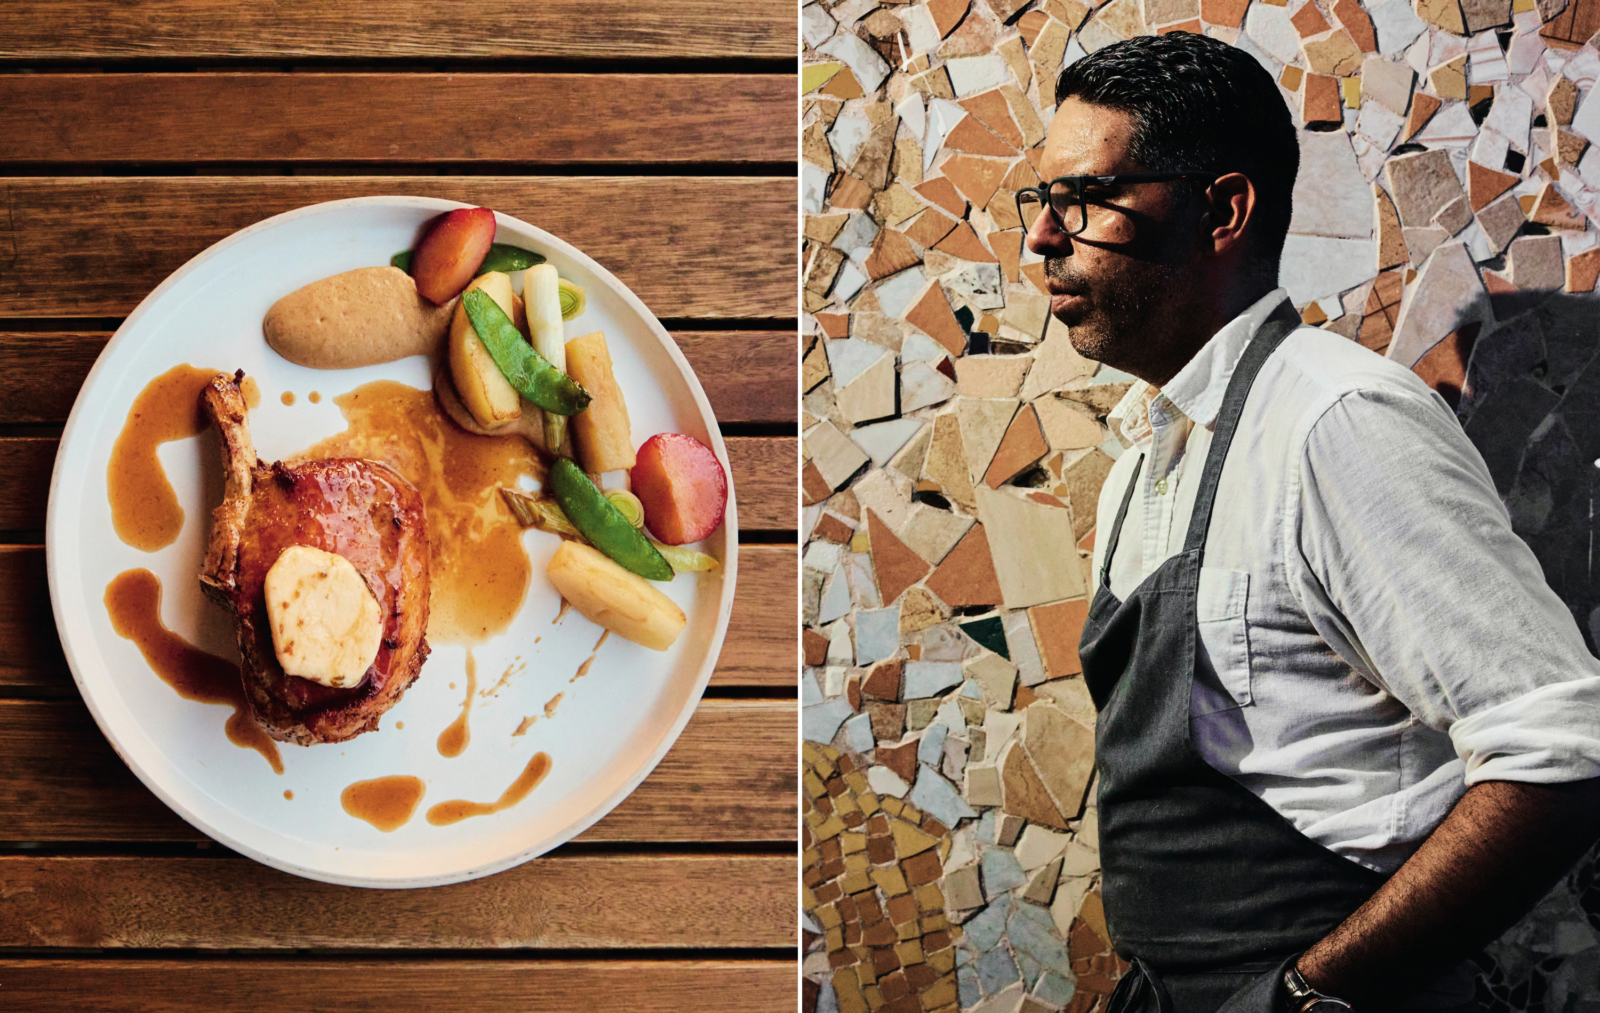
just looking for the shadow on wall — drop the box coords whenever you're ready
[1439,286,1600,656]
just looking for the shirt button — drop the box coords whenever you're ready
[1155,479,1168,495]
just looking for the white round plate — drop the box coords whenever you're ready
[46,196,738,888]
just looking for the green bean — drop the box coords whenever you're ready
[464,288,591,417]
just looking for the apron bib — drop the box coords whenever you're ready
[1077,302,1387,1013]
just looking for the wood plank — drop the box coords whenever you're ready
[0,0,793,61]
[0,959,791,1013]
[0,435,793,532]
[0,177,794,319]
[0,854,794,948]
[0,75,795,166]
[0,544,795,689]
[0,698,795,842]
[0,438,54,530]
[726,437,797,533]
[0,330,796,426]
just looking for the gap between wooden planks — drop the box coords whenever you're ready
[0,331,797,427]
[0,544,795,689]
[0,698,796,842]
[0,435,796,532]
[0,0,795,60]
[0,959,793,1013]
[0,177,795,319]
[0,854,795,948]
[0,75,796,166]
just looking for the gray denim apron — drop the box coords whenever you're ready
[1077,302,1388,1013]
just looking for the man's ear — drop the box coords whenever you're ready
[1204,172,1257,258]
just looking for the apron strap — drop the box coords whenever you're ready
[1100,454,1145,588]
[1180,300,1302,559]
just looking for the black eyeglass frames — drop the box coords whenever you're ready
[1016,172,1216,236]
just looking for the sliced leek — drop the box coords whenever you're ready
[605,489,645,529]
[559,278,587,320]
[523,264,568,455]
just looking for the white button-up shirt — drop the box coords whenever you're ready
[1091,287,1600,875]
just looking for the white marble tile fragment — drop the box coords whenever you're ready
[896,92,926,141]
[826,337,888,388]
[1370,0,1427,54]
[946,54,1012,97]
[868,764,911,797]
[1278,235,1380,303]
[831,260,868,304]
[1362,56,1416,116]
[818,32,891,93]
[1291,130,1375,240]
[877,267,930,317]
[802,3,838,50]
[1484,82,1533,155]
[901,360,958,411]
[843,711,876,753]
[902,330,950,364]
[1245,3,1302,66]
[1389,242,1488,369]
[852,418,924,467]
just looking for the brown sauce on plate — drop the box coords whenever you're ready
[512,715,537,736]
[436,649,476,758]
[298,381,543,645]
[280,391,296,406]
[240,376,261,409]
[341,775,425,832]
[284,790,294,800]
[308,391,322,404]
[107,364,226,552]
[425,752,551,826]
[104,568,283,774]
[571,629,609,683]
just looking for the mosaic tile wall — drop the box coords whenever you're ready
[800,0,1600,1009]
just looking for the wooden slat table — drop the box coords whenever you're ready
[0,7,797,1008]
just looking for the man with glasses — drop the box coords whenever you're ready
[1033,32,1600,1013]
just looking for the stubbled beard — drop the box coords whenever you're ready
[1045,255,1180,373]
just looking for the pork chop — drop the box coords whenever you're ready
[199,371,430,744]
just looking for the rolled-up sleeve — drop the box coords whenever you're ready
[1295,382,1600,786]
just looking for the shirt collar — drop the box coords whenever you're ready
[1106,287,1291,447]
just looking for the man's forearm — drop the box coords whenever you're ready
[1297,777,1600,1007]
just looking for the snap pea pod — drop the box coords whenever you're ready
[390,244,545,277]
[464,288,591,417]
[549,459,673,581]
[477,243,546,276]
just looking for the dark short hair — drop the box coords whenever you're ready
[1055,33,1299,268]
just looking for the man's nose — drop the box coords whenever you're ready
[1025,203,1072,258]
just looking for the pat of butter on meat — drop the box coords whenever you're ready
[264,545,383,688]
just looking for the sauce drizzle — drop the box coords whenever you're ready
[554,599,571,625]
[104,568,283,773]
[341,775,425,832]
[240,376,261,409]
[281,391,296,406]
[107,364,227,552]
[425,752,552,826]
[512,715,537,736]
[308,391,322,404]
[436,650,476,758]
[571,630,610,683]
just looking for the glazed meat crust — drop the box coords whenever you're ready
[199,371,430,745]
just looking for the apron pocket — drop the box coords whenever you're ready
[1196,567,1252,710]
